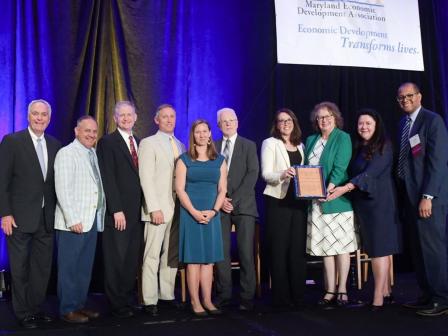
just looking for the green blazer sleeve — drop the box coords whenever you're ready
[326,130,352,186]
[305,128,353,214]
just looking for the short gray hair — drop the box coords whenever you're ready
[28,99,52,116]
[114,101,136,115]
[155,104,175,118]
[76,115,97,127]
[216,107,237,125]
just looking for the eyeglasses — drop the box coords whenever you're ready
[277,118,293,125]
[221,119,237,124]
[316,115,333,122]
[396,92,419,102]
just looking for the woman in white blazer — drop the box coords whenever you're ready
[261,108,307,308]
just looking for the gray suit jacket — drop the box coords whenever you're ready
[216,135,259,217]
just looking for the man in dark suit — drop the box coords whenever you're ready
[214,108,259,311]
[396,82,448,316]
[97,101,143,318]
[0,99,61,328]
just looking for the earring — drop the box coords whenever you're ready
[207,139,211,145]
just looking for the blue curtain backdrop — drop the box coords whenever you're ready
[0,0,447,270]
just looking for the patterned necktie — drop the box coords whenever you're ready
[397,117,412,178]
[129,135,138,168]
[170,136,179,159]
[222,139,231,163]
[36,138,46,179]
[89,150,103,209]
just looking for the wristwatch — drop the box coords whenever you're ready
[422,194,433,200]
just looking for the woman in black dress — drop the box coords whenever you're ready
[327,109,401,310]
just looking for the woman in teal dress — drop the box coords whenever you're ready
[175,119,227,316]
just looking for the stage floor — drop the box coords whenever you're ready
[0,272,446,336]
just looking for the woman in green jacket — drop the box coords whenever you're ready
[305,102,358,307]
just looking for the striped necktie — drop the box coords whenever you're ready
[222,139,231,163]
[397,117,411,178]
[129,135,138,168]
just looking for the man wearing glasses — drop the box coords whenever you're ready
[396,82,448,316]
[214,108,259,311]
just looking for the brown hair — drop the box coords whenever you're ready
[188,119,218,160]
[270,108,302,146]
[310,101,344,132]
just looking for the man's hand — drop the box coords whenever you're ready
[419,198,432,219]
[69,223,83,234]
[114,211,126,231]
[1,215,17,236]
[150,210,165,225]
[221,197,233,213]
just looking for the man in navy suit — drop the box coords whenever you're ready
[0,99,61,328]
[97,101,143,318]
[214,108,259,311]
[396,82,448,316]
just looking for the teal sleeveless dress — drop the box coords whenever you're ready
[179,153,224,263]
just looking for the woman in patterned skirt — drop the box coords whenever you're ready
[305,102,358,306]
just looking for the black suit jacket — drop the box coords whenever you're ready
[216,135,259,217]
[97,129,143,227]
[398,107,448,206]
[0,129,61,233]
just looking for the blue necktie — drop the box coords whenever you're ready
[89,150,103,209]
[36,138,46,179]
[397,117,411,178]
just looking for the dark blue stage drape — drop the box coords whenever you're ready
[0,1,447,269]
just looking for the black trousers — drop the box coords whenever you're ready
[265,195,307,306]
[102,220,144,311]
[400,186,448,305]
[7,210,53,320]
[215,213,256,301]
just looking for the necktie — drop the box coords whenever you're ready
[36,138,46,179]
[89,150,103,209]
[129,135,138,168]
[222,139,231,163]
[170,136,179,159]
[397,117,411,178]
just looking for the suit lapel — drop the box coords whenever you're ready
[409,108,425,138]
[45,136,57,180]
[156,132,174,168]
[112,130,138,175]
[278,139,290,167]
[21,131,44,181]
[228,136,242,173]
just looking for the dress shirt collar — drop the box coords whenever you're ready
[222,132,238,145]
[28,127,45,142]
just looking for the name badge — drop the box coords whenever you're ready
[409,134,422,156]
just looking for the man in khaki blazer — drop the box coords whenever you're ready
[139,104,185,316]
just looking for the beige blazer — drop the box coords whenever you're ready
[261,137,304,199]
[138,131,185,223]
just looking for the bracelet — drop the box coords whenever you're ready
[346,184,354,192]
[212,209,219,215]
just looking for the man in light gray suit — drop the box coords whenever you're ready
[54,116,105,324]
[214,108,259,311]
[139,104,185,316]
